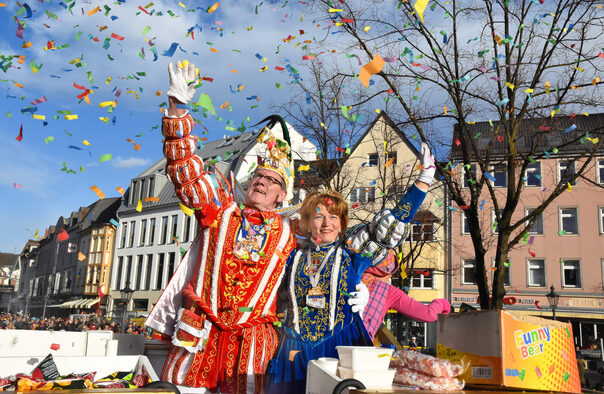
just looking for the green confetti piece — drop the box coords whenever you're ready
[435,199,443,207]
[276,82,283,89]
[519,368,526,381]
[86,71,93,85]
[566,327,570,337]
[504,261,510,267]
[492,221,498,231]
[142,25,151,35]
[197,93,216,116]
[563,372,569,382]
[303,306,310,314]
[272,321,282,327]
[7,112,11,118]
[79,165,85,172]
[239,306,253,313]
[44,136,55,144]
[558,230,567,235]
[522,233,530,244]
[99,153,112,163]
[57,110,72,115]
[552,147,559,154]
[45,10,58,19]
[340,289,353,297]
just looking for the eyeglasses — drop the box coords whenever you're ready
[252,171,284,187]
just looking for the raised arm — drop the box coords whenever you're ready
[343,143,436,265]
[163,62,230,215]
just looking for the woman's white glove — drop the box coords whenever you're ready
[417,142,435,186]
[167,61,197,104]
[348,282,370,320]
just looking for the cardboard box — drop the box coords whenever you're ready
[437,310,580,393]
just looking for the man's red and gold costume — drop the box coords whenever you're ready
[145,111,295,393]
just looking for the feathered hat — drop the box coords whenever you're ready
[253,115,294,201]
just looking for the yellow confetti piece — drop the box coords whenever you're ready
[328,8,343,12]
[99,101,116,108]
[105,76,112,84]
[525,88,534,93]
[178,2,185,7]
[566,182,572,192]
[99,117,109,123]
[505,82,515,90]
[83,140,91,146]
[375,108,381,114]
[414,0,429,23]
[32,114,46,120]
[136,198,143,212]
[64,114,78,120]
[180,203,194,216]
[208,2,219,13]
[116,186,125,195]
[180,340,195,347]
[90,185,105,199]
[363,26,371,32]
[298,164,310,171]
[467,120,476,124]
[87,6,100,15]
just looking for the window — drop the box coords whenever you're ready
[411,222,434,242]
[492,259,511,286]
[368,153,378,166]
[183,215,192,243]
[410,269,433,288]
[90,237,96,253]
[461,212,470,235]
[491,164,507,187]
[491,209,499,234]
[144,254,153,290]
[148,177,155,198]
[156,253,165,290]
[120,222,128,248]
[148,218,156,245]
[367,187,376,202]
[526,208,544,235]
[130,180,137,205]
[135,255,144,290]
[128,221,136,248]
[558,160,576,186]
[125,255,133,286]
[139,219,147,246]
[168,252,176,276]
[526,162,542,187]
[462,259,476,285]
[561,259,581,288]
[113,256,123,290]
[559,207,578,235]
[527,259,545,287]
[386,152,397,165]
[600,207,604,235]
[160,216,168,244]
[170,215,178,243]
[349,189,357,203]
[462,164,476,189]
[139,179,146,201]
[597,159,604,184]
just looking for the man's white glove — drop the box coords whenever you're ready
[348,282,370,320]
[417,142,435,186]
[167,61,197,104]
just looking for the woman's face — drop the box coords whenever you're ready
[309,203,341,244]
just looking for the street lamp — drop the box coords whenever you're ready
[546,285,560,321]
[119,281,134,330]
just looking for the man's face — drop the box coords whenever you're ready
[245,169,287,211]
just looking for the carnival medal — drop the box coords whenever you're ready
[306,286,326,309]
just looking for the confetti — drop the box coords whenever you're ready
[99,153,112,163]
[57,229,69,242]
[90,185,105,199]
[359,54,384,88]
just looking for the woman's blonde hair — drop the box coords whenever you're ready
[299,190,349,237]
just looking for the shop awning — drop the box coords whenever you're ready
[58,299,80,309]
[83,298,100,308]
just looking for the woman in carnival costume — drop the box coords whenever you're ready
[267,143,446,392]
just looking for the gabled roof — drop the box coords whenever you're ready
[450,113,604,160]
[346,112,420,159]
[78,197,121,231]
[0,253,18,268]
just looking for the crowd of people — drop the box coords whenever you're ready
[0,312,150,337]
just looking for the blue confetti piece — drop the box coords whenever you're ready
[544,150,550,159]
[22,3,33,18]
[110,218,120,227]
[505,368,520,377]
[484,172,496,182]
[306,92,311,104]
[68,145,82,151]
[255,53,263,60]
[562,124,576,134]
[496,98,510,107]
[369,180,377,186]
[212,198,222,206]
[162,42,179,57]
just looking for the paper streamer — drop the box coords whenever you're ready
[359,54,385,88]
[90,185,105,199]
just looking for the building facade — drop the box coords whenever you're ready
[449,114,604,348]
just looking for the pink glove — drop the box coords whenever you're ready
[389,288,450,323]
[429,298,451,315]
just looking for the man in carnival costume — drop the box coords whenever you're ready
[145,62,367,393]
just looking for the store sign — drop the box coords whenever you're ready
[565,298,603,308]
[0,285,13,293]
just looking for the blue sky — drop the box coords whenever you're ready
[0,0,334,253]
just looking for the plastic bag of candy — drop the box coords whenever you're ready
[390,350,466,377]
[394,367,465,391]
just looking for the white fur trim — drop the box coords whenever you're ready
[328,248,342,331]
[195,227,211,298]
[289,251,303,334]
[260,218,291,317]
